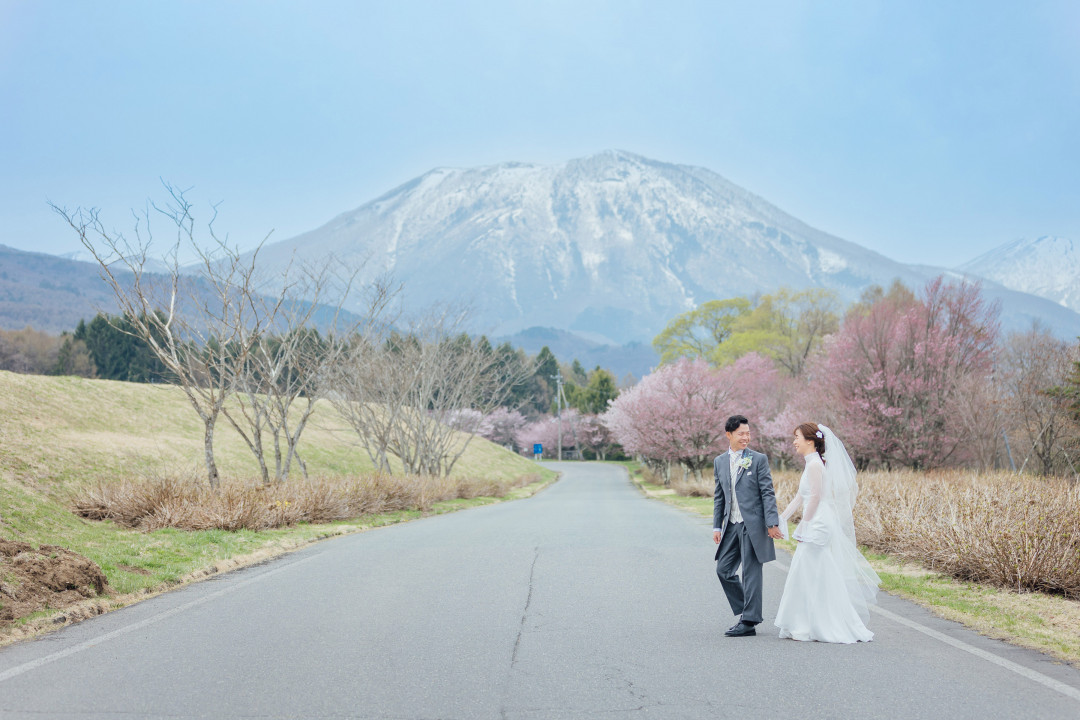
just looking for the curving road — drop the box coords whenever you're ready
[1,462,1079,719]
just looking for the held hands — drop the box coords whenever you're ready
[715,527,783,542]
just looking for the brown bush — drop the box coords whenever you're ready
[668,469,803,503]
[72,472,540,532]
[640,464,666,486]
[670,475,712,497]
[855,470,1080,598]
[669,466,1080,598]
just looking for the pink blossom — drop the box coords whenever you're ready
[602,355,784,477]
[481,406,527,449]
[803,277,999,469]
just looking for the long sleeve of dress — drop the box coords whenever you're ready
[801,460,824,523]
[779,493,802,523]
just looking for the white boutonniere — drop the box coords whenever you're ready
[737,456,752,470]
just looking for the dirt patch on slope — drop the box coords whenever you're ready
[0,539,112,624]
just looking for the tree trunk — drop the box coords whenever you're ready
[282,404,315,481]
[273,426,284,482]
[254,431,270,486]
[203,415,220,489]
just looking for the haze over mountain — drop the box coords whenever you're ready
[6,151,1079,365]
[958,236,1080,315]
[0,244,120,333]
[252,151,1080,344]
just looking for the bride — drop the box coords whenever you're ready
[773,422,880,643]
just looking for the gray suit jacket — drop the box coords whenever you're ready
[713,448,780,564]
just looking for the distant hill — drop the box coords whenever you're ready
[496,326,657,381]
[0,244,119,333]
[0,245,363,338]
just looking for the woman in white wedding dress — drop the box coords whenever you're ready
[773,422,880,643]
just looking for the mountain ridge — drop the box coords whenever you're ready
[957,236,1080,315]
[7,152,1080,350]
[252,150,1080,343]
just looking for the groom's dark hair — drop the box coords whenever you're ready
[725,415,749,433]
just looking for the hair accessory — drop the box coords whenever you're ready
[815,430,824,438]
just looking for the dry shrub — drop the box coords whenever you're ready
[73,471,541,532]
[855,471,1080,597]
[669,468,803,502]
[640,465,666,486]
[668,466,1080,597]
[670,475,712,497]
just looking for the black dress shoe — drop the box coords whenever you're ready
[724,622,757,637]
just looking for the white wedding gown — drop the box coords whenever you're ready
[774,453,875,643]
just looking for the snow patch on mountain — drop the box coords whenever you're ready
[959,236,1080,313]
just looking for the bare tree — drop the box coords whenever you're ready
[51,185,273,488]
[1000,323,1078,476]
[327,330,404,474]
[226,262,396,483]
[328,306,529,476]
[386,309,531,476]
[952,370,1006,471]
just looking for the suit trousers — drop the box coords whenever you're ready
[715,521,764,624]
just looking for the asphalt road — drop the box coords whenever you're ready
[2,462,1080,719]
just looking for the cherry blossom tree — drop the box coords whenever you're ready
[516,410,581,459]
[444,408,491,436]
[602,355,782,481]
[481,406,527,450]
[808,277,999,469]
[576,414,620,460]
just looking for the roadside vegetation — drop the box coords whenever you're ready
[0,370,554,642]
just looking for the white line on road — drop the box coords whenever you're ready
[0,554,320,685]
[770,559,1080,704]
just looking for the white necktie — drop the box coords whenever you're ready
[729,450,744,523]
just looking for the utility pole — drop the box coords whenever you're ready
[558,379,582,460]
[553,369,563,460]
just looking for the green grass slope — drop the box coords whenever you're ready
[0,371,552,627]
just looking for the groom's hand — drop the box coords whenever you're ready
[767,526,783,539]
[713,530,722,544]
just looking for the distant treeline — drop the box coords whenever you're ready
[0,313,620,419]
[0,315,164,382]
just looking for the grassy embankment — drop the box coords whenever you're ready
[615,460,1080,666]
[0,371,555,639]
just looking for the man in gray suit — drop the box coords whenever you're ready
[713,414,782,637]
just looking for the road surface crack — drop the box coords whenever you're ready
[501,545,540,720]
[511,545,540,669]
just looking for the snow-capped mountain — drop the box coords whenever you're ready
[959,236,1080,314]
[251,151,1080,343]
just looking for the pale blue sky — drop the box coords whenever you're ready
[1,0,1077,266]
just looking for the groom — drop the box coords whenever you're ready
[713,414,782,637]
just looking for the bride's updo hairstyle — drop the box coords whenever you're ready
[795,422,826,463]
